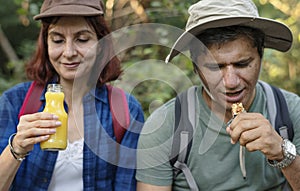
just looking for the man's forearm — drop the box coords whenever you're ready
[137,181,172,191]
[282,156,300,190]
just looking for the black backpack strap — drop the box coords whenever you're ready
[259,81,294,140]
[170,86,199,191]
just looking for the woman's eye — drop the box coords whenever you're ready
[53,39,64,44]
[76,34,91,43]
[51,36,64,44]
[77,38,89,43]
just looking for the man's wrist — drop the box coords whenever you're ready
[267,139,296,169]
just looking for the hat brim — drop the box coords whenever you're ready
[166,17,293,63]
[34,4,103,20]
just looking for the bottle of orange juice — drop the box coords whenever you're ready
[40,84,68,151]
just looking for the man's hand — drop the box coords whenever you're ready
[226,112,284,161]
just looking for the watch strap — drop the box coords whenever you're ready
[267,139,296,169]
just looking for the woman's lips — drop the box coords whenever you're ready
[63,62,80,69]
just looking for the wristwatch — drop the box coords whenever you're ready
[267,139,297,168]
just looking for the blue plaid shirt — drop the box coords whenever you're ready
[0,81,144,191]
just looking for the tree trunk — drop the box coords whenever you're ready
[0,25,19,62]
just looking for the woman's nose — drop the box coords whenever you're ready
[63,41,77,57]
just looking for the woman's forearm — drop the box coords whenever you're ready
[0,146,21,191]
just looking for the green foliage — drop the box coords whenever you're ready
[146,0,198,27]
[118,57,196,117]
[255,0,300,94]
[0,60,26,94]
[0,0,40,96]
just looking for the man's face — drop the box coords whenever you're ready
[195,35,261,112]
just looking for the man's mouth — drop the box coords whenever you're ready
[226,91,241,97]
[224,89,244,102]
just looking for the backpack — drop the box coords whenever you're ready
[170,81,294,191]
[18,81,130,144]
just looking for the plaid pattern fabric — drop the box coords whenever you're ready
[0,82,144,191]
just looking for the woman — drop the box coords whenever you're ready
[0,0,144,190]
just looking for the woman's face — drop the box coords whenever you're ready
[47,16,98,83]
[196,35,261,113]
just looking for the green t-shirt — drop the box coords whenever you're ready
[136,83,300,190]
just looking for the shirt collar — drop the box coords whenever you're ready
[40,83,108,104]
[87,85,108,104]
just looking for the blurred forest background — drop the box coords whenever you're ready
[0,0,300,118]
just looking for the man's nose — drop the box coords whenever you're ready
[222,66,240,88]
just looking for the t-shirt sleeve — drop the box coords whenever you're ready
[136,100,175,186]
[282,89,300,154]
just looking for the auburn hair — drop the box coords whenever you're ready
[25,15,122,86]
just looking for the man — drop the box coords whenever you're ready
[136,0,300,190]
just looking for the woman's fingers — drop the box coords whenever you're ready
[19,112,58,123]
[13,112,61,154]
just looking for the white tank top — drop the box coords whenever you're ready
[48,138,84,191]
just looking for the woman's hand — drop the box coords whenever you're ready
[12,112,61,155]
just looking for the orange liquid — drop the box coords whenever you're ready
[40,91,68,151]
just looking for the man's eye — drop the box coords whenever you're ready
[236,62,250,68]
[206,65,221,71]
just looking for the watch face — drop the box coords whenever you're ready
[286,140,297,156]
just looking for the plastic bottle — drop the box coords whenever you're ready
[40,84,68,151]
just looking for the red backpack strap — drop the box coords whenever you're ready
[106,84,130,144]
[18,81,44,119]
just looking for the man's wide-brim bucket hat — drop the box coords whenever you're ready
[34,0,104,20]
[166,0,293,63]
